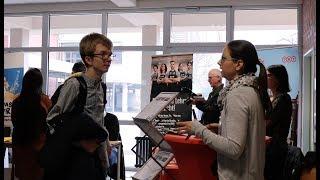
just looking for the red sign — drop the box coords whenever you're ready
[282,56,296,63]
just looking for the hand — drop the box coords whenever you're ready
[193,96,205,103]
[176,121,194,135]
[205,123,219,133]
[106,144,112,156]
[265,136,272,145]
[79,139,100,153]
[190,98,196,105]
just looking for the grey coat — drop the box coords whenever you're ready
[192,86,265,180]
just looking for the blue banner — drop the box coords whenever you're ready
[257,46,299,99]
[4,68,23,126]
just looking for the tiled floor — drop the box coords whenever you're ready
[125,171,137,180]
[105,170,136,180]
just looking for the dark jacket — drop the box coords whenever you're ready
[266,93,292,144]
[40,112,108,180]
[265,93,293,180]
[196,84,223,125]
[104,113,126,180]
[11,95,48,180]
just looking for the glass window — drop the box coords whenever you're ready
[4,52,42,72]
[171,12,226,43]
[4,52,42,95]
[192,53,223,119]
[48,51,82,97]
[105,51,162,120]
[234,9,298,45]
[107,12,163,46]
[4,16,42,47]
[50,14,102,47]
[192,53,223,98]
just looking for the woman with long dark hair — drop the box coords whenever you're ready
[157,63,168,92]
[177,40,272,180]
[12,68,51,180]
[265,64,292,180]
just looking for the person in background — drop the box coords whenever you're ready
[46,33,113,180]
[264,64,292,180]
[167,60,179,82]
[178,62,188,88]
[157,63,168,92]
[167,60,180,91]
[177,40,272,180]
[185,61,193,89]
[186,61,193,79]
[178,63,187,80]
[104,113,125,180]
[72,61,87,74]
[12,68,52,180]
[192,69,224,125]
[150,64,160,100]
[157,63,168,83]
[151,64,159,82]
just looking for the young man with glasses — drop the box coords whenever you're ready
[46,33,113,180]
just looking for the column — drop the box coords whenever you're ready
[10,28,29,47]
[141,25,158,109]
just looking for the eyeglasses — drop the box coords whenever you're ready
[92,53,115,63]
[218,56,238,64]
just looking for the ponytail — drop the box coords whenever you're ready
[257,60,272,119]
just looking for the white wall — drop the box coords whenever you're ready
[4,0,302,14]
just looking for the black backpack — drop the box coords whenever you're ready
[40,76,108,177]
[47,76,107,131]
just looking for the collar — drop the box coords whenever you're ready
[82,74,102,87]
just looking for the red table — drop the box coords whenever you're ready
[163,134,217,180]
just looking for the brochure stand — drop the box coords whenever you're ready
[132,92,180,180]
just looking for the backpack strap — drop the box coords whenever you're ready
[101,82,107,106]
[74,76,87,113]
[49,84,64,112]
[47,76,87,133]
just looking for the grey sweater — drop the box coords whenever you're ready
[47,73,110,170]
[192,86,265,180]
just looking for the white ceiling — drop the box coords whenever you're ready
[4,0,301,6]
[4,0,300,30]
[4,0,101,4]
[4,0,137,7]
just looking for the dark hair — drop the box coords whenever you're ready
[72,61,86,73]
[21,68,43,97]
[12,68,46,145]
[178,63,184,71]
[153,64,158,69]
[227,40,272,118]
[79,33,113,66]
[170,60,175,64]
[104,113,120,141]
[187,61,192,66]
[267,64,290,93]
[160,63,167,73]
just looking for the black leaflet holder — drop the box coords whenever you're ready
[132,92,180,180]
